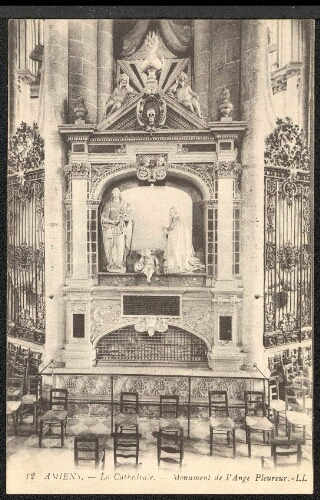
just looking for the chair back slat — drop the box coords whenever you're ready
[74,436,99,466]
[7,377,23,401]
[272,440,302,467]
[120,392,139,414]
[50,388,68,410]
[160,395,179,418]
[284,385,307,412]
[268,376,280,401]
[208,390,229,417]
[245,391,266,417]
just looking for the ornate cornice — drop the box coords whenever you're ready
[271,62,302,95]
[64,162,91,179]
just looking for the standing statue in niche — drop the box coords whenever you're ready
[101,188,133,273]
[167,71,202,119]
[105,74,136,116]
[162,207,205,274]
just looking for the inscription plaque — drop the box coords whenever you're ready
[122,295,180,317]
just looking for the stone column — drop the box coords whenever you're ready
[68,19,98,123]
[43,20,69,365]
[215,169,234,281]
[194,20,210,121]
[8,20,18,136]
[65,163,91,282]
[210,20,241,120]
[240,20,272,374]
[97,19,113,123]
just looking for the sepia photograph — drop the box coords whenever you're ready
[6,15,314,495]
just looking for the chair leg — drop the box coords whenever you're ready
[157,435,161,466]
[209,428,213,456]
[248,427,251,457]
[227,431,230,445]
[180,436,184,468]
[263,431,266,444]
[39,421,43,447]
[245,424,248,444]
[232,429,236,459]
[12,412,17,435]
[61,421,64,447]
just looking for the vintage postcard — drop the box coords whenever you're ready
[6,17,313,495]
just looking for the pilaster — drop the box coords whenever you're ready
[43,19,68,365]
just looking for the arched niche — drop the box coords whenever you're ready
[98,174,204,272]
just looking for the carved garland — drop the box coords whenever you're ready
[8,121,44,176]
[264,117,310,171]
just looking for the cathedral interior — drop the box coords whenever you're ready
[6,18,313,494]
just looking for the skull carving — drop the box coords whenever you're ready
[147,107,156,125]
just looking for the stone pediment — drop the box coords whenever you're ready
[96,91,208,132]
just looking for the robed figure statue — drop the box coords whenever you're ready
[162,207,204,274]
[101,188,133,273]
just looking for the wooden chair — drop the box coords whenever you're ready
[74,436,104,468]
[261,438,303,468]
[292,377,312,414]
[113,431,142,468]
[39,389,68,447]
[156,395,184,467]
[21,375,42,431]
[245,391,274,457]
[284,386,312,440]
[6,378,23,435]
[267,376,286,436]
[208,391,236,458]
[114,392,139,433]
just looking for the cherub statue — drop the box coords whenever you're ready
[134,248,159,283]
[105,73,136,116]
[167,71,202,119]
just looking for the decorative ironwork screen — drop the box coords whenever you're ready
[96,325,208,364]
[7,122,45,344]
[264,118,311,348]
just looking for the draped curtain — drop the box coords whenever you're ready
[118,20,193,58]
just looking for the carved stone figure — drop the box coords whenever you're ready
[101,188,133,273]
[162,207,205,274]
[134,248,160,283]
[167,71,202,118]
[105,74,136,116]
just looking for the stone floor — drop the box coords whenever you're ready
[6,414,313,495]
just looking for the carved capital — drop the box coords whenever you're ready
[64,162,91,179]
[214,161,242,178]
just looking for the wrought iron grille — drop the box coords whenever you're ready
[7,122,45,345]
[264,118,311,348]
[96,325,208,363]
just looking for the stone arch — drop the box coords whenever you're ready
[91,163,213,201]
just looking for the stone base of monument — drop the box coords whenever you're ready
[208,345,246,372]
